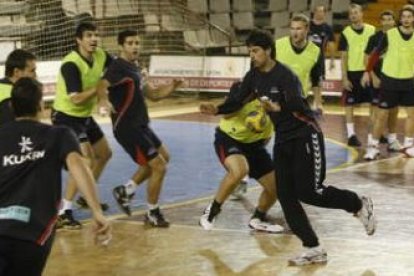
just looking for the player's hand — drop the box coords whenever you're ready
[92,212,112,246]
[342,78,353,91]
[371,73,381,89]
[260,96,280,112]
[172,78,185,89]
[199,103,218,115]
[360,72,371,88]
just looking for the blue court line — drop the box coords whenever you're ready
[69,119,354,219]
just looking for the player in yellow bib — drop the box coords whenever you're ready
[199,82,283,233]
[0,49,37,125]
[362,7,414,158]
[51,22,113,229]
[275,13,324,113]
[339,4,376,147]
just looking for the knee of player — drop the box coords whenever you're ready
[227,165,249,182]
[149,156,168,173]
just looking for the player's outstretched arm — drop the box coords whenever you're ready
[66,152,112,245]
[144,79,184,101]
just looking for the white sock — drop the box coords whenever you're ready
[123,179,137,195]
[346,123,355,138]
[403,137,414,148]
[148,203,159,211]
[59,199,72,215]
[367,133,373,145]
[388,133,397,143]
[371,139,379,147]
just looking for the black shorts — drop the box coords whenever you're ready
[0,235,53,276]
[371,88,381,106]
[342,71,372,105]
[114,125,162,166]
[214,128,273,180]
[51,110,104,144]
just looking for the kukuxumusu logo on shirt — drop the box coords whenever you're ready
[2,136,45,167]
[18,136,33,153]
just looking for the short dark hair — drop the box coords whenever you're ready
[118,29,138,45]
[11,78,43,117]
[380,10,395,19]
[5,49,36,78]
[75,22,97,39]
[245,29,275,60]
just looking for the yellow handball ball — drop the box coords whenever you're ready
[245,111,267,133]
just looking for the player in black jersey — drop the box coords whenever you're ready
[0,78,111,276]
[212,29,376,266]
[309,5,336,78]
[98,30,182,227]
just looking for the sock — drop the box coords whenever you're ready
[59,199,72,215]
[148,203,159,211]
[403,137,414,148]
[346,123,355,138]
[123,179,137,195]
[367,133,373,146]
[388,133,397,143]
[208,200,222,222]
[252,208,266,221]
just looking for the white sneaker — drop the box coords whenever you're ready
[288,246,328,266]
[401,146,414,158]
[248,218,284,233]
[387,140,402,152]
[356,196,376,236]
[363,146,380,161]
[231,180,248,199]
[199,203,216,230]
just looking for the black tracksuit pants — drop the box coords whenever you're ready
[274,129,363,247]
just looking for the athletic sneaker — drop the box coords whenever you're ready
[379,135,389,144]
[364,146,380,161]
[199,203,220,230]
[288,246,328,266]
[231,179,248,199]
[356,196,376,236]
[400,146,414,158]
[347,135,361,147]
[56,210,82,230]
[112,185,134,216]
[76,196,109,212]
[248,218,284,233]
[387,140,402,152]
[145,208,170,228]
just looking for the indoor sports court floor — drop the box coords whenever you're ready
[43,99,414,275]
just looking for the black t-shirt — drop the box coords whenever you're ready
[371,28,414,91]
[0,78,14,125]
[103,57,149,129]
[0,120,80,245]
[309,21,335,52]
[217,62,320,143]
[364,31,385,76]
[338,26,365,51]
[61,50,113,94]
[290,42,324,87]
